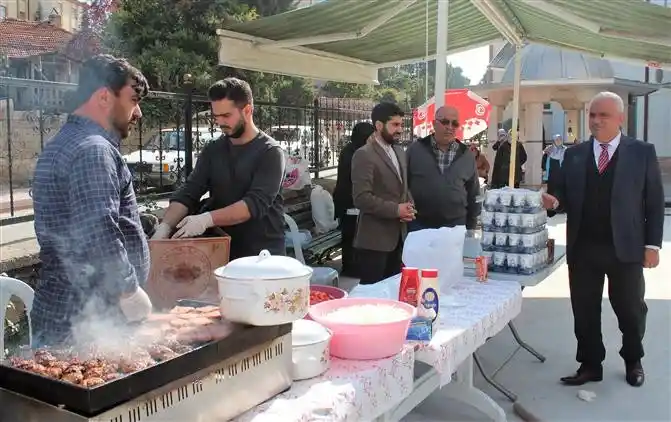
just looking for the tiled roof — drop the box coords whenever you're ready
[0,18,74,59]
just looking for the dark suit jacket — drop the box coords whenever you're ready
[554,136,664,265]
[351,137,411,252]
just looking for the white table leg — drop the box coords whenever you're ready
[443,356,507,422]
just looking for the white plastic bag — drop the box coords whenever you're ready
[310,185,339,234]
[283,155,312,190]
[402,227,466,304]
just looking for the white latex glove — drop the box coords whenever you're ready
[151,222,172,240]
[172,212,213,239]
[119,287,153,322]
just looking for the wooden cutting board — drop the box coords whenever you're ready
[146,236,231,310]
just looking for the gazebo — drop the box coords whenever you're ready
[474,43,661,186]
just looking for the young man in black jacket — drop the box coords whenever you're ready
[406,105,481,232]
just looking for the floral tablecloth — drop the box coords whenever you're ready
[350,276,523,386]
[233,345,415,422]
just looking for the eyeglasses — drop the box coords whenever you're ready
[436,119,460,128]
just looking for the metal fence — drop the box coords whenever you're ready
[0,76,413,225]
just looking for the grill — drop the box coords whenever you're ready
[0,331,292,422]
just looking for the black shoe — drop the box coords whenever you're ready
[625,362,645,387]
[560,364,603,386]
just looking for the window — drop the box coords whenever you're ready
[71,5,79,30]
[543,103,551,110]
[0,6,6,19]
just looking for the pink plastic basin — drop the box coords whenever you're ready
[308,298,416,360]
[305,285,348,320]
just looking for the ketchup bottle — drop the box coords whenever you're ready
[399,267,420,307]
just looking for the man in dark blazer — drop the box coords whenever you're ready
[351,102,415,285]
[542,91,664,388]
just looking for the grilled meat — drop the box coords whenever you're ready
[81,377,105,388]
[61,371,84,384]
[3,305,232,388]
[148,344,178,361]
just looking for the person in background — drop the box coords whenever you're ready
[491,128,507,151]
[490,129,528,188]
[471,143,491,183]
[152,78,286,260]
[542,134,567,207]
[406,105,480,234]
[31,54,152,346]
[333,121,375,277]
[351,103,414,285]
[542,91,664,388]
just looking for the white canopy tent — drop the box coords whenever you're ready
[217,0,671,186]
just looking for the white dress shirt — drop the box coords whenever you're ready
[375,134,401,180]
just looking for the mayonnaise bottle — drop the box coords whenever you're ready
[418,269,440,330]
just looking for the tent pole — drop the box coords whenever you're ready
[508,43,522,187]
[434,0,449,108]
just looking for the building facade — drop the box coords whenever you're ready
[0,0,86,32]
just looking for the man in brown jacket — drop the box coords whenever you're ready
[351,102,415,285]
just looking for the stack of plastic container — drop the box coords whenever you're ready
[480,188,549,275]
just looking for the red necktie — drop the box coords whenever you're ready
[597,143,610,174]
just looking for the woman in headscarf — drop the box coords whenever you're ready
[542,134,567,211]
[333,121,375,277]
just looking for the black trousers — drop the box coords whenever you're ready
[568,240,647,367]
[339,215,359,277]
[356,238,403,285]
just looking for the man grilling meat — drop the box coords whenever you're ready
[152,78,286,260]
[31,55,153,347]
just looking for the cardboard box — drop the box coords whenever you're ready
[146,236,231,310]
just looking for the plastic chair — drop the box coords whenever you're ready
[0,275,34,359]
[283,214,340,287]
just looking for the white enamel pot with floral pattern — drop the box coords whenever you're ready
[214,250,313,326]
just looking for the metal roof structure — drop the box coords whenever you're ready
[217,0,671,84]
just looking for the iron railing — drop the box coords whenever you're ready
[0,76,413,225]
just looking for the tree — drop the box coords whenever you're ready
[104,0,314,127]
[319,61,470,108]
[244,0,300,16]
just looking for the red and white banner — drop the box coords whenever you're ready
[412,89,492,140]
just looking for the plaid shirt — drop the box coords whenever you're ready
[431,136,460,174]
[31,115,150,345]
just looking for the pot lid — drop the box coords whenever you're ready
[292,319,331,347]
[215,250,312,280]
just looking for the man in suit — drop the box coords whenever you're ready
[542,91,664,387]
[351,102,415,285]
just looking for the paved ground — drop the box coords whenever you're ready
[336,214,671,422]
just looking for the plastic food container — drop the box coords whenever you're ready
[305,285,348,320]
[308,298,416,360]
